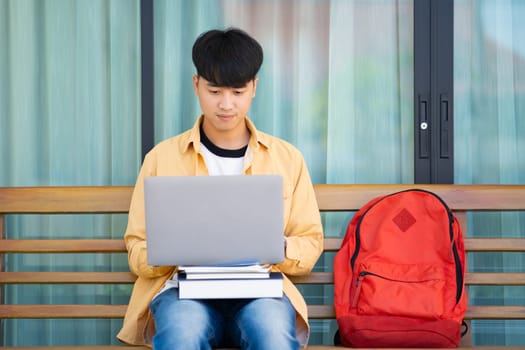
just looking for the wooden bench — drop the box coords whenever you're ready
[1,184,525,350]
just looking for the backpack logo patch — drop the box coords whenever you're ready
[393,208,416,232]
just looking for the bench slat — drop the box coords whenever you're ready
[466,305,525,320]
[295,272,525,286]
[2,272,525,286]
[0,304,127,318]
[0,271,335,285]
[0,239,126,253]
[0,186,132,213]
[0,272,136,284]
[2,304,524,320]
[3,238,525,253]
[466,272,525,285]
[309,305,525,320]
[465,238,525,251]
[314,184,525,211]
[2,185,525,214]
[0,347,148,350]
[1,347,521,350]
[0,347,149,350]
[324,238,525,252]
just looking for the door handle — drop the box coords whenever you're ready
[418,95,429,158]
[440,94,450,158]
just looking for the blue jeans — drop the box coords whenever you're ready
[149,288,300,350]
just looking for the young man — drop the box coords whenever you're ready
[117,28,324,350]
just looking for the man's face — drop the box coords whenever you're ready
[193,76,258,135]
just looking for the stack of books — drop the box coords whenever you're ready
[177,264,283,299]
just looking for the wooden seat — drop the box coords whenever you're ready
[1,184,525,349]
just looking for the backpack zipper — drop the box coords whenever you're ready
[351,270,445,308]
[352,271,407,308]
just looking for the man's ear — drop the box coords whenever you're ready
[252,77,259,98]
[193,75,200,95]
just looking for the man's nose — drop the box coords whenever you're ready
[219,92,234,109]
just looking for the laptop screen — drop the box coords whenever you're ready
[144,175,284,266]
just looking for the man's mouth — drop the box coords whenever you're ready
[217,114,235,120]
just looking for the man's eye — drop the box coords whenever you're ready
[209,90,219,94]
[234,90,245,95]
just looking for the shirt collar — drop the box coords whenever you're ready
[182,115,271,154]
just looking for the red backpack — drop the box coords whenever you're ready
[334,189,467,347]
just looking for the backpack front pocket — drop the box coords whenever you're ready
[351,262,446,319]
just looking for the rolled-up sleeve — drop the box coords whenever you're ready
[125,152,173,279]
[277,154,324,276]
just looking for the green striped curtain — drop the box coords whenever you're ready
[0,0,140,346]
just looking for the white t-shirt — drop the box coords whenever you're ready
[200,143,244,176]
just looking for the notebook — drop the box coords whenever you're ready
[144,175,284,266]
[178,272,283,299]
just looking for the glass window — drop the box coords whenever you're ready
[454,0,525,345]
[154,0,414,186]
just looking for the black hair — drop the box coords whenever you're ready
[192,28,263,88]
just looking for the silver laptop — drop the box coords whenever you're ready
[144,175,284,266]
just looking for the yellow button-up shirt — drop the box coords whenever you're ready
[117,116,324,347]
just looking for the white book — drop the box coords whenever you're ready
[180,271,270,280]
[179,264,271,274]
[178,272,283,299]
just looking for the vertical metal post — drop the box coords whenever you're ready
[414,0,454,183]
[140,0,155,161]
